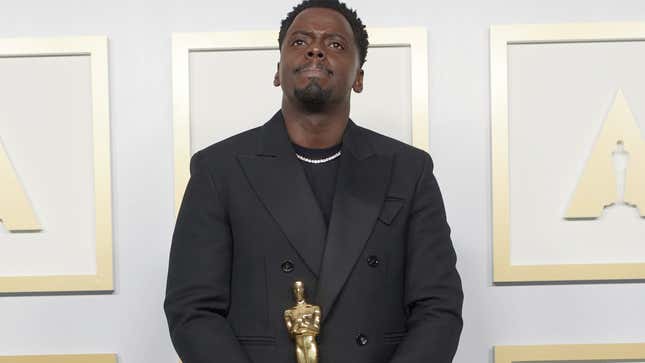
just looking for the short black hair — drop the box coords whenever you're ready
[278,0,369,67]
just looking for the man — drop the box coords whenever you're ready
[164,0,463,362]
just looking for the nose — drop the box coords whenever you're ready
[306,46,325,60]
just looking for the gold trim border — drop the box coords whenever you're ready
[495,343,645,362]
[0,36,113,293]
[172,28,429,213]
[491,22,645,283]
[0,354,116,363]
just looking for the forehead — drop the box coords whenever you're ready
[286,7,355,41]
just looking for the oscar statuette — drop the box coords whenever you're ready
[284,281,321,363]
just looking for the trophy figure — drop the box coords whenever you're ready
[284,281,321,363]
[612,140,629,204]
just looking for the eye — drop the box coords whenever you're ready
[329,41,344,50]
[291,38,306,46]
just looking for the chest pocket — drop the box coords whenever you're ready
[377,198,404,225]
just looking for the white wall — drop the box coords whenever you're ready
[1,1,645,362]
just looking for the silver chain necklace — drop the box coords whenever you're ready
[295,150,342,164]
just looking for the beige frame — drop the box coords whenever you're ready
[0,354,116,363]
[0,36,113,293]
[172,28,429,212]
[495,343,645,362]
[491,22,645,283]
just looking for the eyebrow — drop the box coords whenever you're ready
[289,30,349,42]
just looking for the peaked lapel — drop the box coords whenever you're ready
[315,121,393,323]
[237,111,327,277]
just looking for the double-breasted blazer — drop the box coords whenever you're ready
[164,111,463,363]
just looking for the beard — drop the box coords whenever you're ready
[294,78,331,110]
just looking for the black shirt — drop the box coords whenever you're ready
[291,142,342,227]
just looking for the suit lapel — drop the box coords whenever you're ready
[315,122,393,323]
[237,112,327,277]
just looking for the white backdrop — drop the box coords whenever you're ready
[1,0,645,362]
[0,55,97,276]
[189,46,412,152]
[508,42,645,265]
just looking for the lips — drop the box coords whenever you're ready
[300,68,330,77]
[295,63,332,77]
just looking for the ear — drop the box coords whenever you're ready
[273,62,281,87]
[352,69,364,93]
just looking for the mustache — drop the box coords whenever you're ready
[294,63,333,75]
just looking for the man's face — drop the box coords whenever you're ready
[275,7,363,108]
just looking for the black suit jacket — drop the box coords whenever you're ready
[164,111,463,363]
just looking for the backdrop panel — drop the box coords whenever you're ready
[172,28,428,212]
[0,354,117,363]
[491,22,645,283]
[0,36,113,293]
[494,343,645,363]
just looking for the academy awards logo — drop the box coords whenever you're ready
[565,89,645,219]
[0,136,40,232]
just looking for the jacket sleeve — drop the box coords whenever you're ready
[389,154,464,363]
[164,151,251,363]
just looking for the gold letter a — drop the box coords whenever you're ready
[0,137,41,231]
[565,89,645,219]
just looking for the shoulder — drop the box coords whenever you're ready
[352,123,433,170]
[197,126,261,160]
[189,125,262,174]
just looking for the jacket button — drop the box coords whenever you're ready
[367,255,380,267]
[356,334,368,346]
[281,260,294,273]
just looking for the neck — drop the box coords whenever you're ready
[282,97,349,149]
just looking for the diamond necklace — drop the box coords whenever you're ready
[295,150,342,164]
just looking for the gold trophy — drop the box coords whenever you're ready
[284,281,321,363]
